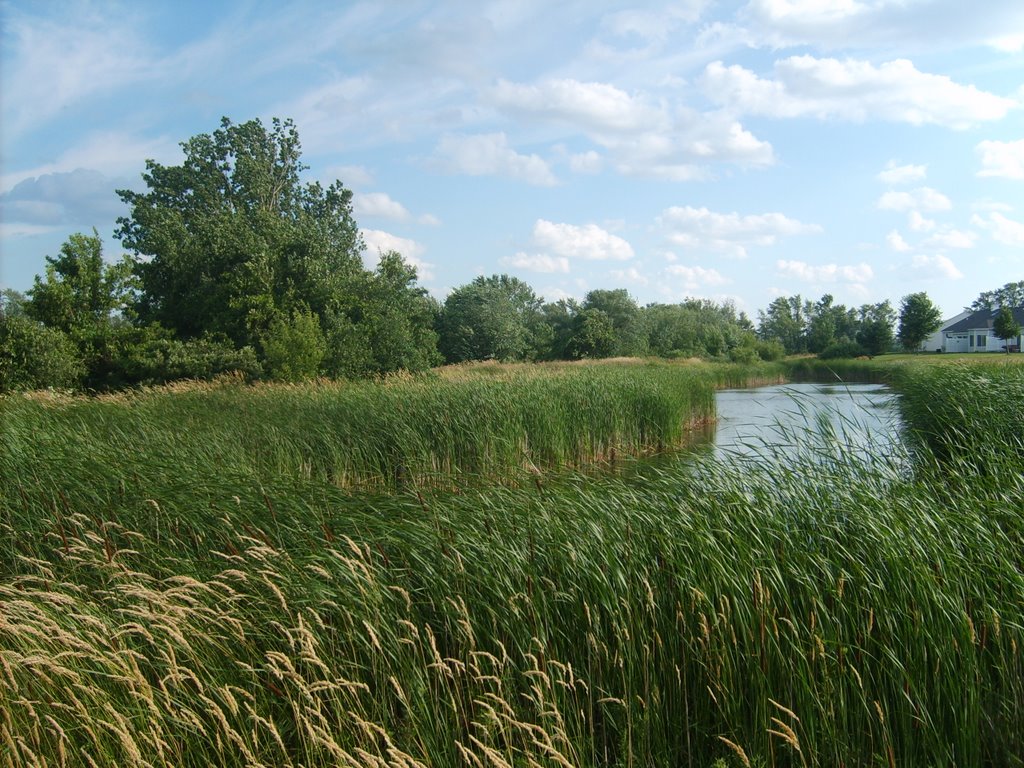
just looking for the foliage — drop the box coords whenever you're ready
[2,361,1023,766]
[970,280,1024,312]
[25,229,135,334]
[993,305,1021,352]
[818,339,867,359]
[566,307,617,358]
[855,300,896,356]
[261,306,326,381]
[116,117,364,349]
[898,291,942,351]
[757,294,807,353]
[0,314,84,391]
[753,339,787,361]
[437,274,544,363]
[123,333,263,385]
[580,288,645,356]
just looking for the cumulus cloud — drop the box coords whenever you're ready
[432,133,557,186]
[360,229,434,280]
[924,228,977,249]
[876,187,952,212]
[665,264,728,291]
[609,267,650,285]
[701,57,1013,129]
[904,254,964,281]
[354,192,411,221]
[500,252,571,273]
[657,206,820,258]
[532,220,635,261]
[971,212,1024,246]
[776,259,873,284]
[0,169,129,230]
[491,77,775,179]
[569,151,603,174]
[492,78,667,134]
[740,0,1024,51]
[976,139,1024,179]
[908,211,937,232]
[877,162,927,185]
[886,230,912,252]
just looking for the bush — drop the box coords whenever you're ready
[754,340,787,361]
[123,335,263,385]
[0,315,84,392]
[728,345,760,364]
[818,340,867,359]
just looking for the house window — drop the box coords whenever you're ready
[970,335,974,347]
[977,335,987,348]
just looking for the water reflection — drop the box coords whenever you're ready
[709,382,903,464]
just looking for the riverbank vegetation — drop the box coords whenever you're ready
[3,357,1023,766]
[6,117,1018,396]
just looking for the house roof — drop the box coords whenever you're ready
[945,305,1024,334]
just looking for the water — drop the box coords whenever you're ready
[709,381,903,465]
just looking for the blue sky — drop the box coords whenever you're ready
[2,0,1022,320]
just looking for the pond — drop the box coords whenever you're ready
[708,381,904,464]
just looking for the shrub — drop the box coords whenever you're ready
[754,339,787,361]
[0,315,84,391]
[818,340,867,359]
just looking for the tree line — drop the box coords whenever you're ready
[0,117,1017,392]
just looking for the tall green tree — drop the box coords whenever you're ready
[970,281,1024,311]
[757,295,806,354]
[437,275,543,363]
[993,306,1021,353]
[580,289,644,357]
[856,301,896,357]
[898,292,942,352]
[116,117,363,348]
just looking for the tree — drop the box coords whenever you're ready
[566,308,616,359]
[898,292,942,352]
[580,289,644,356]
[970,281,1024,312]
[25,230,134,333]
[436,275,543,363]
[856,301,896,357]
[757,295,806,354]
[993,306,1021,353]
[116,117,363,349]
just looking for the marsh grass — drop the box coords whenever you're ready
[1,360,1022,766]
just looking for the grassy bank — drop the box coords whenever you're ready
[2,360,1022,766]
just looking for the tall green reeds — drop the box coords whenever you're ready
[1,359,1021,766]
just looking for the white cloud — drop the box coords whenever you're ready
[977,140,1024,179]
[418,213,442,227]
[908,211,937,232]
[886,230,911,252]
[532,220,634,261]
[360,229,434,280]
[702,57,1014,129]
[657,206,820,257]
[492,78,667,134]
[924,228,977,249]
[354,192,410,221]
[905,254,964,281]
[500,252,571,273]
[665,264,728,291]
[2,131,179,192]
[876,187,952,212]
[432,133,557,186]
[740,0,1024,51]
[971,212,1024,246]
[877,162,926,185]
[569,151,603,174]
[776,259,873,283]
[609,267,650,285]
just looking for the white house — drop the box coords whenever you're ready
[919,310,970,353]
[942,306,1024,353]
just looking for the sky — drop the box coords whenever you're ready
[2,0,1023,321]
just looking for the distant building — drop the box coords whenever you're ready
[919,310,970,353]
[942,305,1024,353]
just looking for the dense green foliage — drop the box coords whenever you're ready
[970,280,1024,312]
[898,291,942,351]
[993,305,1021,352]
[758,293,897,356]
[2,360,1023,766]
